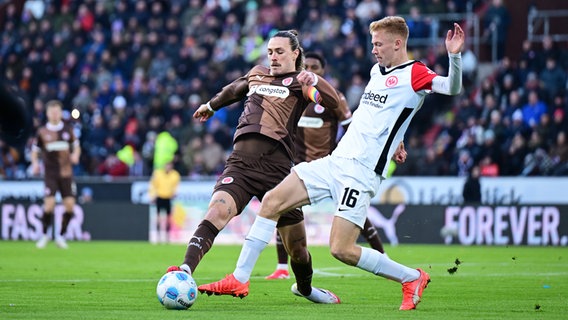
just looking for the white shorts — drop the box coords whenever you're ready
[292,155,382,228]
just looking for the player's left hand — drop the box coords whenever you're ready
[393,142,407,164]
[446,23,465,54]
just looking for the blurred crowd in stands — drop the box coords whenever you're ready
[0,0,567,180]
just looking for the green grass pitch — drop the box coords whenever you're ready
[0,241,566,320]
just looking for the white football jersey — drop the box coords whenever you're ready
[332,60,438,178]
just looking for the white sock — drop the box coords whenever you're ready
[276,263,288,271]
[356,247,420,283]
[233,216,277,283]
[179,264,191,275]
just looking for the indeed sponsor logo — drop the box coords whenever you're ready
[363,91,388,103]
[247,85,289,98]
[362,91,388,108]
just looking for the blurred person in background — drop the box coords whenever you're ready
[149,160,180,243]
[31,100,80,249]
[462,165,482,204]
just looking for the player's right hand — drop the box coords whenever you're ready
[193,104,214,122]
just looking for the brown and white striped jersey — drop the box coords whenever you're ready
[33,121,77,179]
[209,65,340,160]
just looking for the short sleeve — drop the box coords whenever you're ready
[411,62,438,92]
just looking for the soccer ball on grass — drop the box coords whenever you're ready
[156,271,198,309]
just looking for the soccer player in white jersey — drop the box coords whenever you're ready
[199,16,464,310]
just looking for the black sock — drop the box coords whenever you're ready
[183,220,219,273]
[291,252,313,296]
[275,232,288,265]
[41,212,53,235]
[60,211,74,236]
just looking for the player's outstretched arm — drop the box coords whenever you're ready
[431,22,463,96]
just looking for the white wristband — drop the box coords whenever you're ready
[310,72,318,86]
[206,102,215,113]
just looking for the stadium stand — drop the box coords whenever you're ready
[0,0,566,179]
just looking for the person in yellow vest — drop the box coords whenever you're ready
[149,160,180,243]
[153,131,178,170]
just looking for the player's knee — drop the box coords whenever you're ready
[203,206,234,229]
[329,246,344,262]
[261,190,283,214]
[329,244,357,266]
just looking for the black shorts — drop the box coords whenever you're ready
[214,137,303,228]
[44,176,76,198]
[156,197,172,215]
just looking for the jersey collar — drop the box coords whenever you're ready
[379,60,416,75]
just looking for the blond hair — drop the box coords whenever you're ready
[369,16,409,41]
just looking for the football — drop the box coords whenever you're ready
[156,271,198,310]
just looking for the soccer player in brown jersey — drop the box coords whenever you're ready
[32,100,80,249]
[265,52,388,280]
[168,30,343,303]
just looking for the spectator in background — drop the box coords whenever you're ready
[502,132,528,175]
[462,165,481,203]
[480,129,501,167]
[482,0,510,60]
[522,90,548,129]
[406,6,430,39]
[153,130,178,170]
[461,44,478,90]
[354,0,382,27]
[148,49,172,82]
[539,57,566,102]
[519,39,539,72]
[257,0,283,37]
[455,149,474,177]
[502,90,522,122]
[23,0,46,20]
[97,153,129,177]
[200,133,225,175]
[549,131,568,176]
[550,107,567,143]
[397,0,422,15]
[479,154,499,177]
[423,0,446,14]
[345,73,366,111]
[521,130,554,176]
[0,138,22,179]
[538,35,562,70]
[416,146,447,176]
